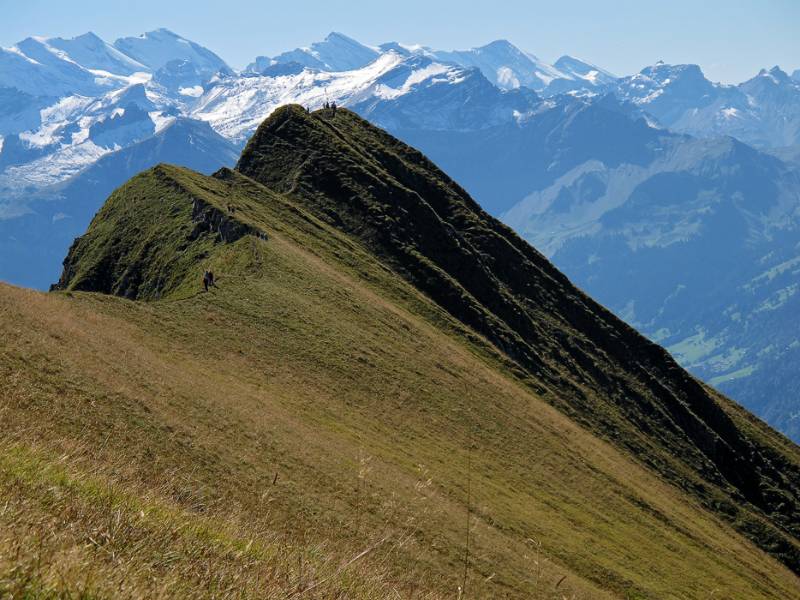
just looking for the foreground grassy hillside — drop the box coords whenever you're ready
[2,107,800,598]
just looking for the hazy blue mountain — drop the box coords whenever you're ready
[0,132,59,170]
[87,102,155,148]
[613,62,800,149]
[734,67,800,147]
[614,62,721,122]
[496,128,800,440]
[244,56,274,75]
[388,94,665,214]
[0,118,237,289]
[150,58,207,96]
[0,87,50,135]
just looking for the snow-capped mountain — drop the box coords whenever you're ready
[0,28,237,197]
[547,55,617,94]
[196,52,411,142]
[375,39,615,95]
[613,62,800,149]
[349,56,539,131]
[113,28,231,79]
[428,39,564,92]
[247,32,379,74]
[554,55,616,83]
[243,32,617,99]
[47,32,149,76]
[0,36,135,97]
[0,82,166,191]
[194,52,537,143]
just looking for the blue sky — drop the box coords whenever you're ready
[1,0,797,82]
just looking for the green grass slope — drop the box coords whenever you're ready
[0,107,797,598]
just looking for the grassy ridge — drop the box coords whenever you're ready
[2,158,799,597]
[236,106,800,570]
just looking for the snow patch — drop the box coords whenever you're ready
[149,111,176,134]
[721,107,741,120]
[4,45,40,64]
[179,85,204,97]
[496,67,520,89]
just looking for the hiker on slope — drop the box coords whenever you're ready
[203,269,217,292]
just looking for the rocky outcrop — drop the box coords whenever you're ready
[189,196,263,244]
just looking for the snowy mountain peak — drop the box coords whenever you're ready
[792,69,800,82]
[16,37,72,63]
[267,31,380,73]
[639,62,708,83]
[431,39,564,92]
[113,29,230,77]
[554,55,616,82]
[324,31,362,44]
[479,39,525,55]
[244,35,615,96]
[0,34,134,97]
[47,31,149,76]
[755,66,792,83]
[130,28,180,40]
[377,42,427,58]
[60,31,103,44]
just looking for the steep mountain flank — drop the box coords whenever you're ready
[5,105,800,598]
[53,165,263,299]
[237,105,800,571]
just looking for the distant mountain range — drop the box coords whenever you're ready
[615,62,800,149]
[245,32,616,95]
[1,28,799,442]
